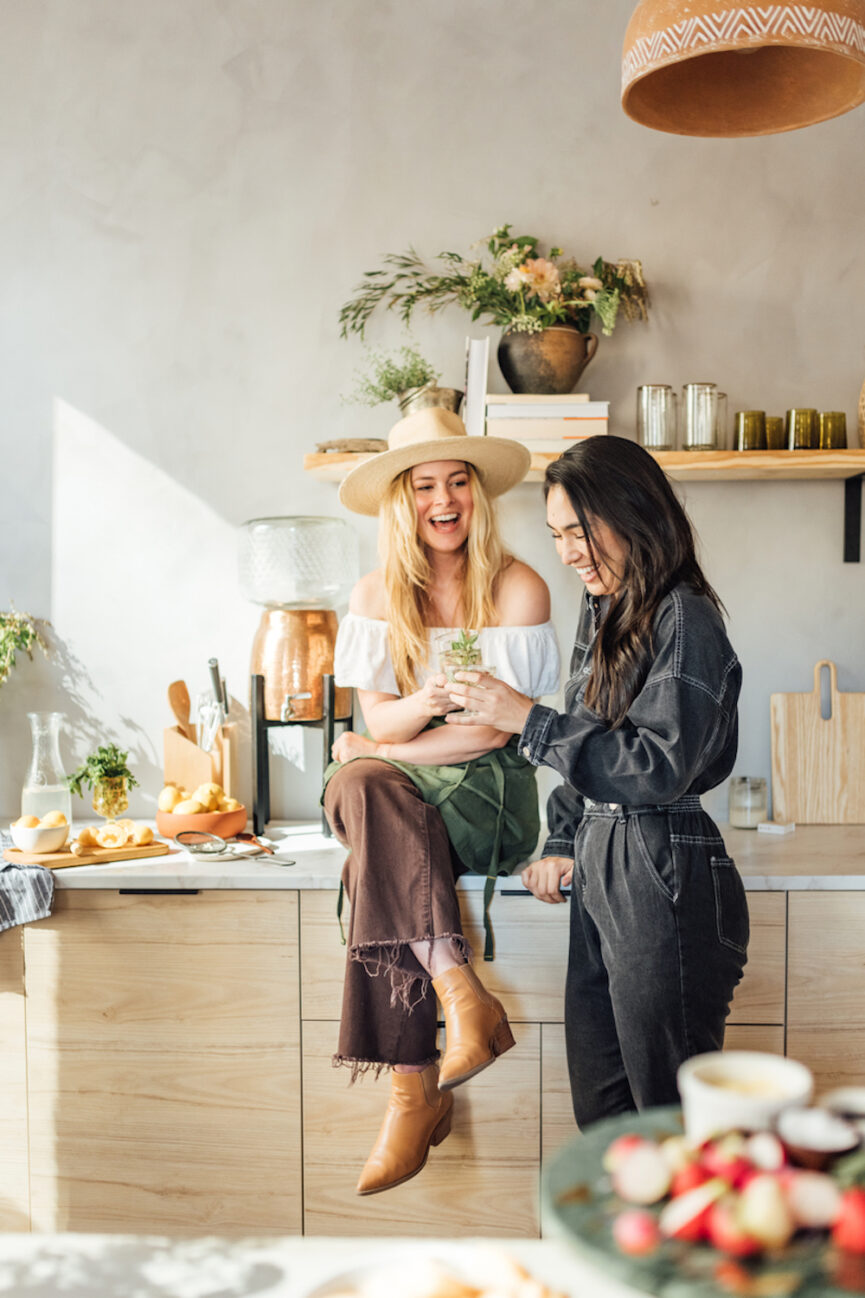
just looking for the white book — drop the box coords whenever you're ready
[485,400,609,419]
[463,338,490,438]
[487,393,591,403]
[486,417,608,439]
[512,438,603,453]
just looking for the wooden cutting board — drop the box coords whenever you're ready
[3,841,172,868]
[770,659,865,823]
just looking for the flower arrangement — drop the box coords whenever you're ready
[346,344,441,407]
[0,607,47,690]
[339,225,649,338]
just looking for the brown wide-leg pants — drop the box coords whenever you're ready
[323,759,470,1078]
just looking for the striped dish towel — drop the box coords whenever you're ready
[0,834,55,931]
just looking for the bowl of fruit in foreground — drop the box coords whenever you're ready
[9,812,70,853]
[155,781,247,839]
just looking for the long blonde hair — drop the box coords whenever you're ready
[379,464,510,695]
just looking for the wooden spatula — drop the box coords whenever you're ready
[167,680,195,742]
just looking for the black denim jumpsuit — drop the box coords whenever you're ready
[517,582,750,1129]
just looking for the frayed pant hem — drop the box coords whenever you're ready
[332,1053,440,1085]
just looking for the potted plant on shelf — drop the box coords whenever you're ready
[339,224,649,394]
[67,744,139,822]
[346,344,462,417]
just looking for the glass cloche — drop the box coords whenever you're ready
[239,517,358,609]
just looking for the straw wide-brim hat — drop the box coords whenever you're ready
[338,408,531,516]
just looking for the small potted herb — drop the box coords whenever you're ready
[67,744,139,821]
[437,630,495,681]
[346,344,462,416]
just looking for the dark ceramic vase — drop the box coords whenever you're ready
[497,325,599,394]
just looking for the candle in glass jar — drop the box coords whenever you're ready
[729,776,767,829]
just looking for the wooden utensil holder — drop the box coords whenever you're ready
[163,724,235,797]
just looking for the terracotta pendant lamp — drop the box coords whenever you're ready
[622,0,865,136]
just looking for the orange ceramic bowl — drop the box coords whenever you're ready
[155,806,248,841]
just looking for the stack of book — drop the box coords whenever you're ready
[484,394,609,451]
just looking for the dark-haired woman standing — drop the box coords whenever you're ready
[446,435,749,1129]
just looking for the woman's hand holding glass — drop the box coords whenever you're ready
[521,857,574,904]
[444,671,534,733]
[416,672,461,718]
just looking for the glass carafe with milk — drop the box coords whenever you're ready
[21,712,72,824]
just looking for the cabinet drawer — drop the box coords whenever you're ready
[300,889,569,1023]
[303,1019,540,1237]
[727,892,786,1025]
[787,892,865,1091]
[0,928,28,1230]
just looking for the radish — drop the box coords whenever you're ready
[659,1177,727,1243]
[612,1144,673,1205]
[832,1187,865,1254]
[671,1162,713,1198]
[700,1132,753,1187]
[743,1131,786,1172]
[659,1134,696,1174]
[602,1133,648,1173]
[707,1194,762,1258]
[785,1169,842,1230]
[612,1208,662,1256]
[737,1173,796,1249]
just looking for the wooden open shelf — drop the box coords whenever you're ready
[304,447,865,485]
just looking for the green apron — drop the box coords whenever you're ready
[322,722,539,960]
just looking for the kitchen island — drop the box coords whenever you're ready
[1,822,863,1239]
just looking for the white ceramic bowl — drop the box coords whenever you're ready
[9,821,70,853]
[677,1050,814,1144]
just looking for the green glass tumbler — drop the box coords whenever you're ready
[764,416,785,450]
[734,411,766,451]
[818,411,847,449]
[786,408,818,450]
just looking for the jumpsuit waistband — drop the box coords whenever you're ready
[582,794,704,818]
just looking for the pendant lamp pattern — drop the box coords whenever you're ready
[622,2,865,136]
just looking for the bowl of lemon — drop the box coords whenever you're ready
[9,811,70,853]
[155,782,247,839]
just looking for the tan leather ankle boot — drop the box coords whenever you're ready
[432,962,515,1090]
[355,1063,453,1195]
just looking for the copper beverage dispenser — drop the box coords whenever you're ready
[239,517,359,833]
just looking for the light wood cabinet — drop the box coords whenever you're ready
[728,892,786,1026]
[787,892,865,1092]
[23,890,301,1235]
[0,927,29,1230]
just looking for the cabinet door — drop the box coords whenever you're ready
[727,892,786,1025]
[302,1019,540,1237]
[300,890,569,1023]
[24,891,301,1235]
[0,927,29,1229]
[787,892,865,1090]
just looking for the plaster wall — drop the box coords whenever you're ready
[1,0,863,827]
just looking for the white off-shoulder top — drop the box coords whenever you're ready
[334,613,561,699]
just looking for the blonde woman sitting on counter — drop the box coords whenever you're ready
[322,407,560,1195]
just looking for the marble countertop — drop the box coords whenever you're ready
[41,820,865,892]
[0,1234,642,1298]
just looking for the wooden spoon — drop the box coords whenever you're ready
[167,680,194,741]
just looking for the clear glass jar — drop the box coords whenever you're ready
[682,382,724,451]
[637,384,678,450]
[238,517,359,609]
[21,712,72,824]
[92,776,129,821]
[729,776,767,829]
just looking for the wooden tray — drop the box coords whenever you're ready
[3,841,172,868]
[771,659,865,824]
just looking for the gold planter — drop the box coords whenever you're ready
[250,609,351,721]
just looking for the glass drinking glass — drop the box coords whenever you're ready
[734,411,767,451]
[636,384,678,451]
[765,416,785,450]
[682,383,722,451]
[786,408,818,450]
[437,631,496,717]
[728,776,768,829]
[92,776,129,822]
[819,411,847,449]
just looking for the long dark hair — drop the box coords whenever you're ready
[545,436,723,727]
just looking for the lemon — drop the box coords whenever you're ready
[115,818,135,842]
[157,785,184,812]
[218,797,241,812]
[132,824,154,845]
[76,826,99,847]
[95,823,128,848]
[14,815,40,829]
[173,798,206,816]
[192,783,223,811]
[39,810,68,827]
